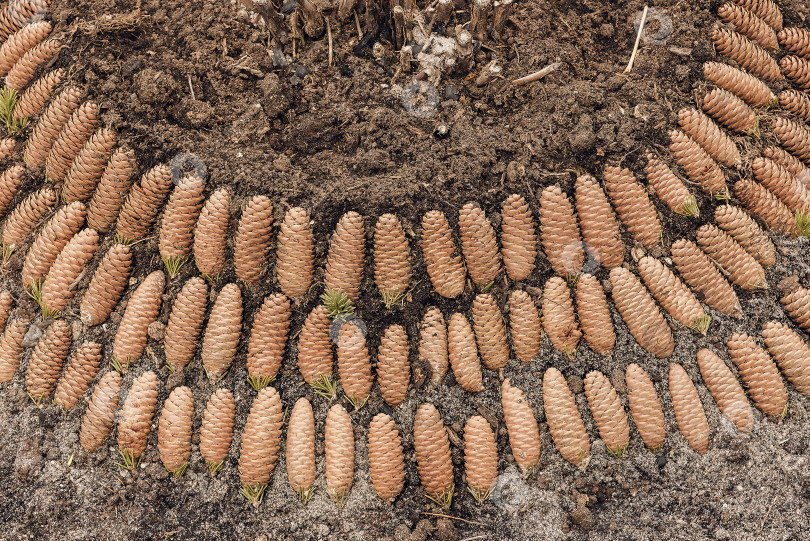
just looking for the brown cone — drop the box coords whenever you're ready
[163,276,208,372]
[336,321,373,407]
[419,307,448,388]
[21,200,86,288]
[701,88,758,134]
[781,55,810,91]
[0,0,50,41]
[0,21,51,76]
[79,244,133,326]
[0,318,28,382]
[13,68,63,120]
[325,403,354,501]
[501,378,541,471]
[2,186,56,249]
[507,289,541,363]
[78,371,121,452]
[0,138,12,159]
[199,388,235,471]
[712,27,782,82]
[158,175,206,265]
[85,147,136,233]
[234,195,273,285]
[539,184,583,277]
[753,156,810,214]
[202,283,242,382]
[731,0,782,31]
[668,130,726,195]
[733,178,798,235]
[696,348,754,432]
[193,188,230,278]
[604,165,662,249]
[778,89,810,124]
[472,293,509,370]
[500,193,537,281]
[25,85,82,168]
[238,386,283,489]
[276,206,314,298]
[115,164,173,242]
[53,341,102,411]
[0,290,11,332]
[543,367,590,465]
[702,61,775,107]
[584,371,630,456]
[696,224,766,290]
[761,321,810,396]
[772,117,810,165]
[45,101,99,182]
[575,174,624,268]
[677,108,741,168]
[40,228,99,313]
[781,285,810,332]
[542,276,581,357]
[246,292,290,387]
[367,413,405,502]
[297,305,333,385]
[62,128,118,203]
[420,210,467,297]
[637,256,707,330]
[714,205,776,267]
[414,403,454,499]
[112,270,165,371]
[668,363,710,454]
[324,211,365,302]
[609,267,674,358]
[373,213,412,302]
[25,319,70,401]
[6,37,61,91]
[778,27,810,59]
[727,333,787,417]
[286,397,316,494]
[458,201,501,286]
[447,312,483,392]
[624,363,666,451]
[0,165,24,219]
[644,156,697,216]
[670,239,741,317]
[463,415,498,498]
[377,324,410,407]
[157,386,194,475]
[575,273,615,356]
[718,2,778,50]
[117,370,159,462]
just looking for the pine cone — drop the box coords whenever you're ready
[286,397,316,495]
[413,403,454,499]
[246,292,290,388]
[696,348,754,432]
[5,37,61,91]
[420,210,467,297]
[419,306,448,388]
[14,67,63,120]
[158,175,206,266]
[0,21,51,76]
[753,156,810,214]
[609,267,674,358]
[780,55,810,90]
[543,367,590,465]
[463,415,497,499]
[238,386,283,491]
[193,188,230,278]
[112,270,165,371]
[575,174,624,268]
[761,320,810,396]
[157,386,194,475]
[115,164,173,242]
[377,324,409,407]
[643,156,697,217]
[778,27,810,59]
[25,319,70,401]
[718,2,778,50]
[637,256,707,330]
[2,186,56,249]
[78,371,121,452]
[85,147,136,233]
[671,239,742,316]
[367,413,405,502]
[336,321,373,407]
[163,277,208,372]
[731,0,782,31]
[668,130,726,195]
[696,223,766,290]
[373,213,411,302]
[25,85,81,168]
[79,244,133,326]
[542,276,581,357]
[21,200,86,288]
[714,205,776,267]
[668,363,710,454]
[472,293,509,370]
[712,27,782,82]
[501,378,541,471]
[40,228,99,314]
[539,184,583,277]
[0,165,24,219]
[733,178,798,235]
[702,61,775,107]
[53,341,102,411]
[0,290,11,332]
[200,388,235,472]
[202,283,242,382]
[458,201,501,286]
[234,195,273,284]
[677,108,741,168]
[778,89,810,124]
[117,370,159,463]
[447,311,483,392]
[701,88,757,134]
[45,101,99,182]
[0,318,28,382]
[276,206,314,298]
[624,363,666,451]
[4,0,50,32]
[772,116,810,165]
[781,285,810,332]
[500,193,536,281]
[62,128,118,203]
[584,371,630,456]
[324,211,365,302]
[575,273,615,356]
[603,165,662,249]
[325,403,354,501]
[507,289,541,363]
[0,137,12,159]
[727,332,787,417]
[296,305,333,385]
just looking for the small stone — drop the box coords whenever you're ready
[394,524,411,541]
[668,46,693,57]
[280,0,295,14]
[611,369,626,394]
[435,518,458,541]
[273,155,291,172]
[506,161,525,183]
[22,324,43,348]
[777,276,801,297]
[444,85,458,100]
[567,374,584,394]
[165,370,185,394]
[71,320,84,341]
[599,23,615,38]
[147,321,166,341]
[570,507,593,530]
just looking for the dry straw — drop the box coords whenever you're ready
[6,37,62,91]
[575,273,616,355]
[726,333,787,418]
[376,324,410,407]
[761,321,810,396]
[158,175,206,276]
[276,206,314,298]
[246,292,290,390]
[463,415,497,502]
[575,174,624,268]
[677,108,740,168]
[62,128,118,203]
[711,27,782,82]
[668,130,726,195]
[112,270,165,372]
[714,205,776,267]
[85,147,136,233]
[542,276,581,357]
[637,256,708,332]
[2,186,56,251]
[336,321,373,409]
[45,101,99,182]
[670,238,742,317]
[158,386,194,477]
[78,371,122,452]
[324,211,365,303]
[13,67,63,120]
[717,2,778,50]
[296,305,333,388]
[193,187,231,279]
[286,398,316,502]
[115,164,173,243]
[701,88,757,134]
[543,366,590,466]
[0,165,24,218]
[500,193,537,281]
[609,266,674,358]
[458,201,501,287]
[199,388,235,475]
[696,223,767,290]
[419,306,448,388]
[234,195,273,285]
[238,386,283,505]
[21,200,86,289]
[603,165,662,250]
[624,363,666,451]
[696,348,754,433]
[413,403,454,506]
[447,311,484,392]
[501,378,541,472]
[325,403,354,503]
[39,228,99,316]
[202,283,242,382]
[25,85,81,168]
[584,370,630,457]
[0,318,28,382]
[79,244,133,326]
[472,293,509,370]
[733,178,798,235]
[539,184,583,277]
[373,213,411,305]
[507,289,541,363]
[117,370,159,468]
[644,156,698,217]
[668,363,710,454]
[420,210,466,298]
[778,27,810,59]
[702,61,775,107]
[53,341,102,411]
[367,413,406,502]
[25,319,71,402]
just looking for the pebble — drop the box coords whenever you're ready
[147,320,166,341]
[570,507,593,530]
[22,324,43,348]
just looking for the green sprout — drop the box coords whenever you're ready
[247,374,275,391]
[676,197,700,218]
[320,288,354,319]
[425,485,454,508]
[162,255,187,278]
[0,87,27,136]
[240,483,267,507]
[311,373,337,400]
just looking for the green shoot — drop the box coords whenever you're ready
[746,116,761,138]
[311,373,337,400]
[207,461,224,476]
[116,447,138,470]
[297,486,316,504]
[169,462,188,478]
[691,315,711,335]
[113,233,134,246]
[162,255,187,278]
[110,355,129,374]
[795,210,810,237]
[329,487,349,506]
[606,443,628,459]
[240,483,267,507]
[677,197,700,218]
[320,288,354,319]
[346,392,369,411]
[380,289,405,308]
[477,280,494,293]
[27,391,44,405]
[467,485,491,503]
[2,243,13,260]
[200,272,220,285]
[67,451,75,467]
[713,188,731,202]
[767,95,779,109]
[247,374,275,391]
[425,485,454,508]
[0,87,27,136]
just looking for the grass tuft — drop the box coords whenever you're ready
[110,355,129,374]
[466,485,491,503]
[169,462,188,478]
[113,233,134,246]
[320,288,355,319]
[767,95,779,109]
[346,392,369,411]
[713,188,731,202]
[240,483,267,507]
[162,255,187,278]
[691,315,711,335]
[200,272,220,285]
[329,487,349,506]
[297,486,316,504]
[207,460,223,476]
[0,87,27,136]
[380,288,405,308]
[2,243,13,261]
[795,210,810,237]
[312,373,337,400]
[425,485,454,508]
[247,374,275,391]
[746,116,761,138]
[477,280,494,293]
[116,447,138,470]
[606,443,628,459]
[677,197,700,218]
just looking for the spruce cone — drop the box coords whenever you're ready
[696,224,766,290]
[0,165,23,219]
[609,267,674,358]
[753,156,810,214]
[463,415,497,499]
[419,306,448,388]
[727,333,787,417]
[13,67,63,120]
[200,388,235,472]
[116,164,173,243]
[40,228,99,314]
[542,367,590,465]
[711,27,782,82]
[324,211,365,302]
[164,277,207,372]
[25,319,70,401]
[604,165,662,249]
[714,205,776,267]
[542,276,581,357]
[668,130,726,195]
[201,283,242,382]
[297,305,333,385]
[373,213,411,302]
[2,186,56,249]
[472,293,509,370]
[238,386,283,490]
[0,138,12,159]
[0,318,27,382]
[117,370,159,463]
[193,188,230,278]
[780,55,810,91]
[78,371,122,452]
[53,341,102,411]
[276,206,314,298]
[718,2,778,50]
[79,244,133,326]
[761,321,810,396]
[702,61,775,107]
[637,256,707,330]
[701,88,757,134]
[157,386,194,475]
[677,108,741,168]
[234,195,273,284]
[584,371,630,456]
[5,37,61,91]
[377,324,409,407]
[644,156,697,217]
[696,348,754,432]
[0,0,50,40]
[500,193,537,281]
[458,201,501,286]
[420,210,467,297]
[112,270,165,371]
[0,290,11,332]
[624,363,666,451]
[447,311,483,392]
[668,363,710,454]
[772,116,810,165]
[85,147,136,233]
[575,273,616,356]
[325,403,354,501]
[62,128,118,203]
[501,378,541,472]
[0,21,51,76]
[575,174,624,268]
[539,184,583,277]
[781,285,810,332]
[21,200,86,288]
[733,178,798,235]
[413,403,454,499]
[671,239,741,316]
[507,289,541,363]
[778,27,810,59]
[731,0,782,31]
[286,397,316,494]
[45,101,99,182]
[778,89,810,124]
[336,321,373,407]
[246,293,290,387]
[158,175,206,266]
[367,413,405,502]
[25,85,81,168]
